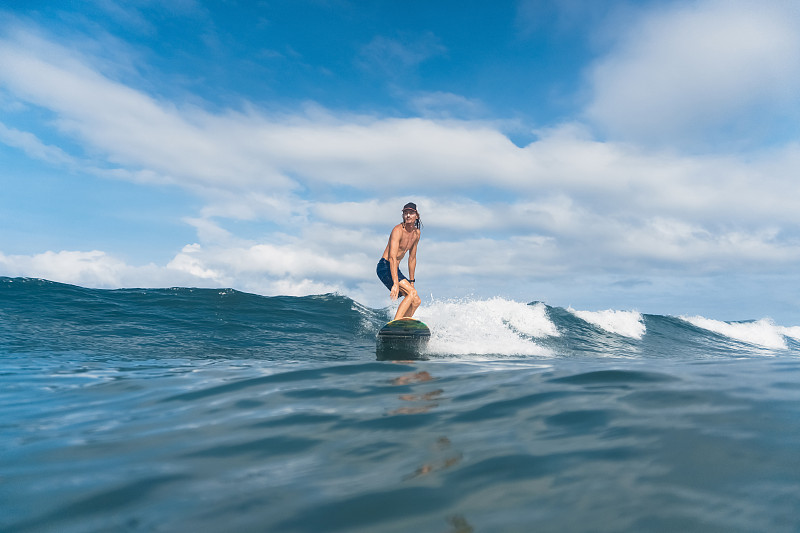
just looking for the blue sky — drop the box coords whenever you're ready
[3,0,800,322]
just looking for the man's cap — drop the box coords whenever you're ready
[403,202,417,211]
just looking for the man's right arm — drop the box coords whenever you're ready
[388,226,401,300]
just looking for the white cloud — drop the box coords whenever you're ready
[611,219,798,269]
[6,22,798,229]
[358,32,447,75]
[0,29,297,192]
[0,248,357,301]
[0,250,127,286]
[3,14,800,319]
[167,244,222,279]
[0,250,178,288]
[586,0,800,147]
[0,121,78,167]
[408,91,487,119]
[182,219,235,245]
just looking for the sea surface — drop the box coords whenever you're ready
[3,277,800,532]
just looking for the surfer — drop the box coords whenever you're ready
[377,202,422,320]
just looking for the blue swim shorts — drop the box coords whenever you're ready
[376,258,408,290]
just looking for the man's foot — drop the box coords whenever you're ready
[390,316,415,322]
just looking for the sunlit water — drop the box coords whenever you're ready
[3,278,800,532]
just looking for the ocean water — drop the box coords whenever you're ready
[3,277,800,532]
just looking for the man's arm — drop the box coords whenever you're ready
[407,232,419,285]
[388,226,402,300]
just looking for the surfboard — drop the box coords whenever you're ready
[376,318,431,360]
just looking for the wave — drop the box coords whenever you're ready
[567,307,646,339]
[678,315,800,351]
[0,277,381,361]
[415,298,558,357]
[3,277,800,360]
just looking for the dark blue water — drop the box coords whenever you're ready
[3,277,800,532]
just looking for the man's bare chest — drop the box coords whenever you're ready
[397,229,417,253]
[398,236,414,252]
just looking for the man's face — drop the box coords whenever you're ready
[403,209,418,223]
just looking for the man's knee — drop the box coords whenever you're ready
[409,288,421,307]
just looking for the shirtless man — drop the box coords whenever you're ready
[377,202,422,320]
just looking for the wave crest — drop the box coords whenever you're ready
[567,308,646,339]
[679,316,791,350]
[414,297,558,357]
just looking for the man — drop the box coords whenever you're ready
[377,202,422,320]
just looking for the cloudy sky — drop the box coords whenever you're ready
[2,0,800,322]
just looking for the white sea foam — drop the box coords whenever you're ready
[567,308,646,339]
[413,297,558,356]
[779,326,800,342]
[679,316,791,350]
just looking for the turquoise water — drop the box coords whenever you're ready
[3,277,800,532]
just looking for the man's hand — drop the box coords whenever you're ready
[390,283,399,300]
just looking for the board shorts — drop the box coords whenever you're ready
[376,258,408,290]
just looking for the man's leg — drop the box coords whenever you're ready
[394,279,421,319]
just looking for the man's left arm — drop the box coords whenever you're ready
[407,234,419,284]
